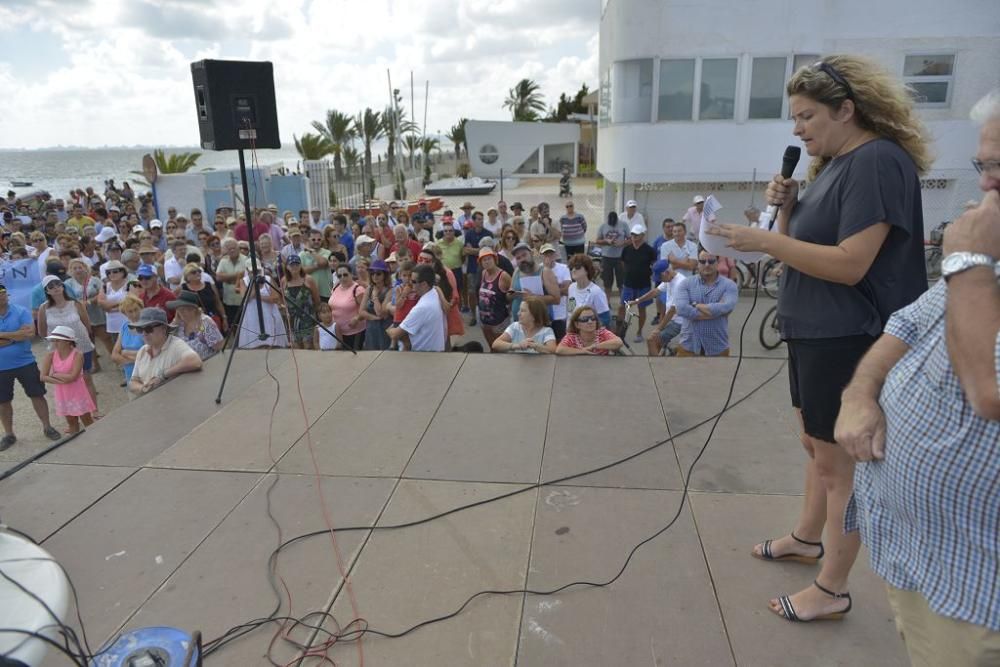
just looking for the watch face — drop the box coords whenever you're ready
[941,253,965,274]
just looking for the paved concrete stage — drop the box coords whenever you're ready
[0,350,909,666]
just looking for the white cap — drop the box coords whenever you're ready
[132,224,145,234]
[630,224,645,235]
[95,227,117,243]
[355,234,375,245]
[693,195,705,204]
[626,200,637,208]
[150,219,163,228]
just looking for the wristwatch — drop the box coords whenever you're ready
[941,252,996,281]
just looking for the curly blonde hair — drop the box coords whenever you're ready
[787,55,933,180]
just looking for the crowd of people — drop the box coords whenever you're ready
[0,181,743,448]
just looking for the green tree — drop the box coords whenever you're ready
[343,145,360,179]
[503,79,546,121]
[153,149,201,173]
[402,134,421,169]
[382,90,419,175]
[545,83,591,121]
[293,132,334,160]
[311,109,355,181]
[421,136,440,185]
[355,108,384,196]
[445,118,468,160]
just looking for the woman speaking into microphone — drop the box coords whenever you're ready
[708,55,930,623]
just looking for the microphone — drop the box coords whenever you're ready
[758,145,802,231]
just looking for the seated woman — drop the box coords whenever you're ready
[557,305,624,356]
[128,307,203,396]
[491,296,556,354]
[168,290,224,360]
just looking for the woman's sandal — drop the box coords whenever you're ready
[772,580,852,622]
[752,531,824,564]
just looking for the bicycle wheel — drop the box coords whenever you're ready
[761,259,782,299]
[925,246,942,282]
[759,305,783,350]
[732,263,748,291]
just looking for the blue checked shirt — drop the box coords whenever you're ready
[673,275,738,355]
[845,276,1000,630]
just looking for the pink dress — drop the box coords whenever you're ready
[51,349,96,417]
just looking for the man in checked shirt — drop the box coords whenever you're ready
[836,88,1000,667]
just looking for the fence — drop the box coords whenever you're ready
[305,153,459,212]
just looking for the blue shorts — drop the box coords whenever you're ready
[83,350,94,373]
[621,286,653,308]
[658,320,682,345]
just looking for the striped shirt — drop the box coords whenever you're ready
[845,276,1000,630]
[673,275,738,355]
[559,214,587,245]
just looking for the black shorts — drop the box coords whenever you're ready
[600,257,624,290]
[0,362,46,403]
[787,335,876,443]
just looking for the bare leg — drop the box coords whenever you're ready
[753,410,826,559]
[0,401,13,436]
[29,396,53,430]
[65,415,80,434]
[647,332,661,356]
[635,305,647,338]
[80,413,94,427]
[769,437,859,619]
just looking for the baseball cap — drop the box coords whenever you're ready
[510,202,524,211]
[512,242,532,254]
[95,227,117,243]
[630,224,645,235]
[693,195,705,204]
[42,275,62,289]
[132,224,144,234]
[355,234,375,245]
[286,253,302,264]
[136,264,156,278]
[539,243,557,255]
[150,219,163,228]
[626,200,637,208]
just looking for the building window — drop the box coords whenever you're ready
[699,58,737,120]
[658,59,695,121]
[612,59,653,123]
[599,70,611,127]
[903,54,954,107]
[479,144,499,165]
[514,148,539,175]
[543,143,575,173]
[749,57,788,119]
[788,54,821,118]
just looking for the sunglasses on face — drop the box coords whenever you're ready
[577,315,596,323]
[109,269,126,275]
[128,282,141,289]
[136,325,163,334]
[336,272,351,278]
[45,282,63,291]
[698,258,717,265]
[139,275,155,281]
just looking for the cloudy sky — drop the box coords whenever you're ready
[0,0,598,149]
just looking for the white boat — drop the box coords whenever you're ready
[424,177,497,196]
[9,181,33,188]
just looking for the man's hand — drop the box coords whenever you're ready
[834,394,887,462]
[942,190,1000,258]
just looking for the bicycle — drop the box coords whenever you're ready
[924,220,950,282]
[759,305,783,350]
[760,257,783,299]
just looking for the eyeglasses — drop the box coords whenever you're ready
[812,61,854,101]
[698,258,718,265]
[135,325,163,334]
[971,158,1000,175]
[577,315,596,323]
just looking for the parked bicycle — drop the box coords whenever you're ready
[924,220,950,282]
[759,305,782,350]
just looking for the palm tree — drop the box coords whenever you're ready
[343,145,360,179]
[381,95,419,175]
[503,79,546,121]
[421,137,440,185]
[354,108,384,193]
[293,133,334,160]
[153,149,201,173]
[311,109,355,181]
[445,118,468,160]
[402,134,421,169]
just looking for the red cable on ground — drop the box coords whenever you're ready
[251,140,365,666]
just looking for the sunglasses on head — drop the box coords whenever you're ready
[698,258,717,265]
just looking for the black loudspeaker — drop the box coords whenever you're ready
[190,59,281,151]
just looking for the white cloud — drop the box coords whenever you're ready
[0,0,598,149]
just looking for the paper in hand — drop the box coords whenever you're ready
[697,194,774,263]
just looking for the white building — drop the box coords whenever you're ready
[597,0,1000,236]
[465,121,581,177]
